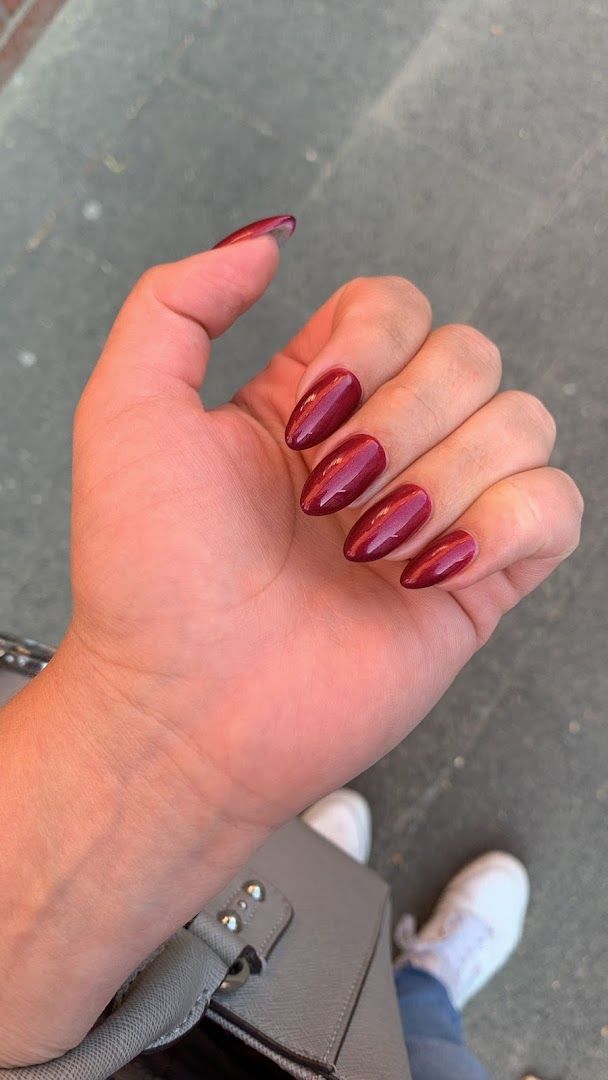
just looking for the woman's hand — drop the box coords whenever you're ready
[68,217,582,827]
[0,217,583,1064]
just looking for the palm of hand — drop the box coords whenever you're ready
[71,342,475,826]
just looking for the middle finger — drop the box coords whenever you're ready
[299,324,501,516]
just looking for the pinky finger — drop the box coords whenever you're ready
[400,467,584,593]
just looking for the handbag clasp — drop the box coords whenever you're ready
[217,955,252,995]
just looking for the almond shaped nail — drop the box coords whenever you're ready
[213,214,296,249]
[300,434,386,516]
[400,529,477,589]
[344,484,432,562]
[285,368,362,451]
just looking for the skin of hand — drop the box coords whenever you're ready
[0,221,583,1065]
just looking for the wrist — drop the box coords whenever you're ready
[0,628,269,1065]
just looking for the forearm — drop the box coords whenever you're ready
[0,636,266,1067]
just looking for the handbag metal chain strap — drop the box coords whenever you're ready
[0,632,55,679]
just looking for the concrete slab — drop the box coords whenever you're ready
[0,112,86,277]
[179,0,443,161]
[1,0,216,154]
[278,126,547,326]
[58,76,319,285]
[381,0,608,195]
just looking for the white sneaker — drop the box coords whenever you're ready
[302,789,372,864]
[394,852,530,1010]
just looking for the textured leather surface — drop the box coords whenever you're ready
[207,1013,328,1079]
[335,900,411,1079]
[208,819,411,1079]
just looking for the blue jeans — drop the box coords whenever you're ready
[396,965,491,1080]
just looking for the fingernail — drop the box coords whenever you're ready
[300,434,386,516]
[213,214,296,249]
[285,368,362,451]
[400,529,477,589]
[344,484,432,562]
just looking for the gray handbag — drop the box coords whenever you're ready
[0,635,411,1080]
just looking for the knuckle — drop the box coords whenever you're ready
[337,276,374,312]
[379,275,432,320]
[336,276,431,368]
[339,275,370,297]
[508,468,584,558]
[129,264,181,320]
[341,275,432,327]
[437,324,502,383]
[135,264,165,297]
[500,390,557,445]
[544,469,585,556]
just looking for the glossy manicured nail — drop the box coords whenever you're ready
[300,434,386,516]
[400,529,477,589]
[213,214,296,249]
[285,368,362,451]
[344,484,432,562]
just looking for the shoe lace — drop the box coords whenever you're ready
[395,910,494,990]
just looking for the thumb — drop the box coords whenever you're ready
[85,215,295,410]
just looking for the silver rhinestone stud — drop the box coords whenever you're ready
[218,911,241,932]
[244,881,265,902]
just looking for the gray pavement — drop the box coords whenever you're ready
[1,1,607,1076]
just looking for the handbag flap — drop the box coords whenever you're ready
[206,818,397,1073]
[334,900,411,1080]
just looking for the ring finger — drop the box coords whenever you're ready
[399,467,583,596]
[342,390,556,562]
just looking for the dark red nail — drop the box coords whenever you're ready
[300,435,386,516]
[400,529,477,589]
[344,484,432,562]
[285,368,362,451]
[213,214,296,249]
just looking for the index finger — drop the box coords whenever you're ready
[283,276,432,450]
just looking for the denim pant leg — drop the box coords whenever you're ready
[395,965,491,1080]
